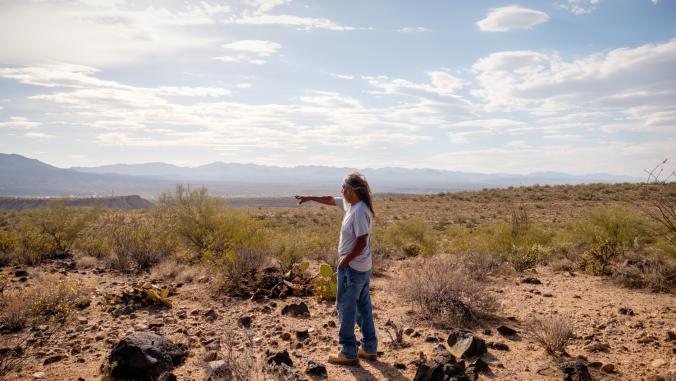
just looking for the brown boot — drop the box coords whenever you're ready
[327,352,359,366]
[358,347,378,361]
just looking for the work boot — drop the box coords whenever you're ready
[327,352,359,366]
[358,347,377,361]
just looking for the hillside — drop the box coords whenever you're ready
[0,195,153,210]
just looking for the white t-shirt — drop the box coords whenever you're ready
[335,197,372,272]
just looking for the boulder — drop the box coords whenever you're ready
[496,325,517,337]
[107,332,188,380]
[521,277,541,285]
[267,350,293,366]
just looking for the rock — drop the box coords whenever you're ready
[296,329,310,341]
[203,351,219,362]
[447,330,487,359]
[558,360,592,381]
[601,363,615,373]
[238,315,253,328]
[619,307,634,316]
[32,372,45,379]
[14,269,28,277]
[107,332,188,380]
[585,342,610,353]
[543,293,554,297]
[267,350,293,366]
[496,325,517,337]
[204,309,218,322]
[425,336,438,343]
[651,359,667,368]
[305,361,327,378]
[521,277,541,285]
[281,302,310,317]
[134,323,148,331]
[404,327,415,335]
[394,362,407,369]
[488,342,510,351]
[281,332,292,341]
[326,320,337,328]
[667,330,676,341]
[43,354,66,365]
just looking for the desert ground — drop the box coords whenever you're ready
[0,183,674,381]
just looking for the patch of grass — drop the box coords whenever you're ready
[0,289,30,331]
[530,315,574,357]
[382,218,437,257]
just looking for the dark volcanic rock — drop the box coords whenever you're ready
[238,315,253,328]
[496,325,517,337]
[267,350,293,366]
[558,360,592,381]
[43,354,66,365]
[14,269,28,277]
[107,332,188,380]
[521,277,542,284]
[281,302,310,318]
[447,330,487,359]
[305,361,327,378]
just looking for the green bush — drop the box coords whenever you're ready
[12,225,54,266]
[382,218,437,257]
[565,206,652,247]
[30,203,99,258]
[0,229,17,266]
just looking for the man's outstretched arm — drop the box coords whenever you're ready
[295,195,336,206]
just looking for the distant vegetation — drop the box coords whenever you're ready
[0,182,674,299]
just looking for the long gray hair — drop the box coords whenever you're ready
[344,172,375,217]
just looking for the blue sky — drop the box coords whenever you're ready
[0,0,674,175]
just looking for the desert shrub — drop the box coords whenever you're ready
[152,259,201,284]
[204,332,266,381]
[158,185,222,258]
[212,248,267,292]
[566,206,651,248]
[0,274,91,331]
[30,203,99,258]
[577,240,622,276]
[612,253,675,292]
[509,243,551,272]
[269,237,304,272]
[0,290,30,331]
[530,315,574,356]
[382,218,437,257]
[0,230,16,267]
[11,225,53,266]
[74,255,99,269]
[105,212,176,272]
[394,255,496,328]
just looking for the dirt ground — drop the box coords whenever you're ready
[2,257,674,381]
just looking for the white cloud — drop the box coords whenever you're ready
[241,0,291,12]
[25,132,55,139]
[558,0,602,15]
[0,2,222,67]
[0,116,41,129]
[398,26,430,33]
[224,13,366,31]
[213,40,282,65]
[476,6,549,32]
[326,72,355,80]
[471,38,676,120]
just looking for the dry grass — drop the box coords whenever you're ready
[152,259,202,284]
[530,315,575,356]
[0,290,30,332]
[75,255,99,269]
[393,255,497,328]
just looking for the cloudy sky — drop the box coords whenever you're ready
[0,0,674,175]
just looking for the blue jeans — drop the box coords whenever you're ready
[336,266,377,358]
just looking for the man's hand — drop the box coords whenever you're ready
[295,195,308,205]
[339,258,350,269]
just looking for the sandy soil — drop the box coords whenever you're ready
[2,260,674,381]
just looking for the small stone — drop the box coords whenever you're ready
[203,351,218,362]
[521,277,541,285]
[601,363,615,373]
[666,330,676,341]
[281,302,310,318]
[305,361,327,378]
[619,307,634,316]
[496,325,517,337]
[204,309,218,322]
[14,269,28,277]
[425,336,438,343]
[266,350,293,366]
[281,332,292,341]
[558,360,592,381]
[238,315,253,328]
[43,354,66,365]
[650,359,667,368]
[394,362,406,369]
[32,372,45,379]
[404,327,415,335]
[134,323,148,331]
[296,329,310,341]
[489,342,510,351]
[585,342,610,353]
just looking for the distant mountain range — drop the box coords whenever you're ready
[0,153,643,197]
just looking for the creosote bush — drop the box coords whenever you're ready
[382,218,437,257]
[394,255,496,328]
